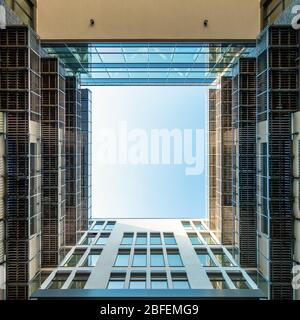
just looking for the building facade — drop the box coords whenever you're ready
[232,57,257,268]
[80,89,92,231]
[292,111,300,301]
[208,89,217,232]
[215,77,234,245]
[34,219,265,299]
[41,57,66,268]
[65,77,82,246]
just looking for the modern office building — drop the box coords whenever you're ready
[0,0,299,300]
[32,219,265,300]
[0,112,5,300]
[292,111,300,301]
[256,25,299,300]
[215,77,234,245]
[65,77,82,246]
[208,90,217,232]
[41,57,66,268]
[0,25,42,300]
[80,89,92,231]
[232,58,257,268]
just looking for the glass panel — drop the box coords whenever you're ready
[164,233,177,245]
[150,253,165,267]
[208,273,229,289]
[107,280,125,289]
[150,234,162,245]
[96,233,110,245]
[81,252,101,267]
[197,252,216,267]
[114,253,130,267]
[201,233,216,245]
[132,253,147,267]
[182,221,193,230]
[136,233,147,245]
[121,233,134,245]
[228,273,250,289]
[81,233,96,245]
[63,250,85,267]
[212,250,235,267]
[92,221,104,230]
[104,221,116,230]
[248,271,268,294]
[188,234,203,245]
[47,273,70,289]
[129,281,146,289]
[151,280,168,289]
[173,280,190,289]
[193,221,205,230]
[68,273,90,289]
[167,252,183,267]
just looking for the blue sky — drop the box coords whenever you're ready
[89,86,208,219]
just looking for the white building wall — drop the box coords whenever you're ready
[40,218,258,292]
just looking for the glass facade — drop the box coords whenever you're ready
[196,249,216,267]
[207,273,229,290]
[63,249,85,267]
[114,250,130,267]
[38,219,260,297]
[42,43,255,86]
[167,250,183,267]
[81,250,102,267]
[132,250,147,267]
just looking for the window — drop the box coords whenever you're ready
[207,273,229,289]
[81,249,102,267]
[107,272,126,289]
[196,249,216,267]
[47,272,70,289]
[129,272,146,289]
[96,233,110,245]
[132,250,147,267]
[151,273,168,289]
[171,272,190,289]
[63,249,86,267]
[248,271,268,294]
[167,249,183,267]
[261,215,269,236]
[114,249,130,267]
[150,249,165,267]
[92,221,104,230]
[104,221,116,231]
[136,233,147,245]
[228,273,250,289]
[181,221,193,230]
[193,221,205,230]
[201,233,216,245]
[121,233,134,245]
[211,249,235,267]
[188,233,203,245]
[150,233,162,245]
[81,233,97,245]
[68,272,90,289]
[164,233,177,245]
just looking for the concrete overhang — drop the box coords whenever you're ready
[36,0,261,42]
